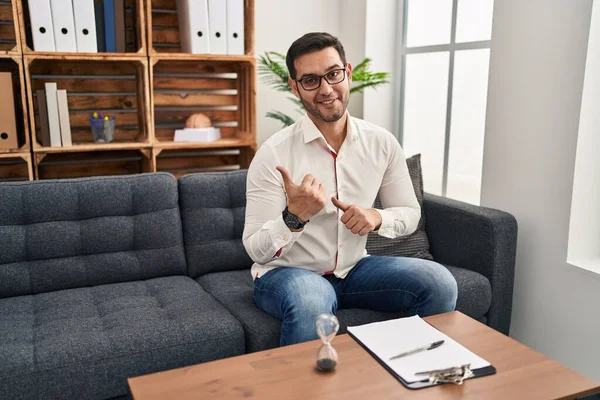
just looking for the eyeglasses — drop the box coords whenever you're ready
[296,67,347,91]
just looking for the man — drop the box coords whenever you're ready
[243,32,457,347]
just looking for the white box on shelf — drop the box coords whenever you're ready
[174,127,221,142]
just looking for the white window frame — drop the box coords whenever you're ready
[395,0,492,197]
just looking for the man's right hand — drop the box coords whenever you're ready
[276,166,327,222]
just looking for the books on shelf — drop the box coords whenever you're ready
[27,0,127,53]
[103,0,116,52]
[35,89,51,147]
[99,0,127,53]
[56,90,72,146]
[177,0,245,55]
[114,0,126,53]
[44,82,62,147]
[37,83,72,148]
[94,0,106,52]
[26,0,247,54]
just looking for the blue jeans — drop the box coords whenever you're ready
[253,256,458,346]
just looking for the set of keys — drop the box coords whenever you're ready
[415,364,474,385]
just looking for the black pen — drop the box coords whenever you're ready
[389,340,445,361]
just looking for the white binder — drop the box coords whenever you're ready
[44,83,62,147]
[50,0,78,52]
[56,90,72,146]
[189,0,211,54]
[72,0,98,53]
[177,0,210,54]
[226,0,244,55]
[27,0,56,51]
[36,90,51,147]
[208,0,227,54]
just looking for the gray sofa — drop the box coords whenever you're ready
[0,171,517,399]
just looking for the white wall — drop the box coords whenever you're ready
[338,0,367,120]
[481,0,600,381]
[363,0,399,133]
[568,0,600,270]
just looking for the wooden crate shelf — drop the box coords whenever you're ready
[150,56,256,149]
[21,52,150,61]
[17,0,146,56]
[24,55,152,150]
[147,0,254,56]
[0,151,33,181]
[0,0,20,54]
[154,137,254,150]
[0,54,29,153]
[32,142,151,154]
[154,147,244,179]
[34,149,152,179]
[147,52,255,63]
[7,0,257,180]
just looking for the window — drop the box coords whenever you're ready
[567,0,600,275]
[397,0,494,205]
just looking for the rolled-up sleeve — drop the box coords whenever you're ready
[242,144,303,264]
[373,138,421,239]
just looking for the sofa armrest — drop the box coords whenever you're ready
[423,193,518,335]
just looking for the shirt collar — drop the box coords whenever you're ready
[301,112,359,144]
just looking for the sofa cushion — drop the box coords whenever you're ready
[197,265,491,353]
[178,171,253,278]
[366,154,434,260]
[445,265,492,319]
[0,276,245,400]
[0,173,187,298]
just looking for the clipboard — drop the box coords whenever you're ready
[346,316,497,390]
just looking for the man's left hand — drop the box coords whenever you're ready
[331,197,382,236]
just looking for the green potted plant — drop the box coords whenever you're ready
[258,51,390,127]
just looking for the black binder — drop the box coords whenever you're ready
[347,330,497,390]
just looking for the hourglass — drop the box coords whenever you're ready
[315,313,340,372]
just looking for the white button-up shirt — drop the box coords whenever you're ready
[243,113,420,279]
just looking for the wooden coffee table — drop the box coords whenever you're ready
[128,311,600,399]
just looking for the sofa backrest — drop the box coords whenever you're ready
[178,170,252,278]
[0,173,187,298]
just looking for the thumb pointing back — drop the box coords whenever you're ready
[276,166,294,188]
[331,196,350,211]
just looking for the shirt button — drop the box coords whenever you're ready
[283,235,289,241]
[339,243,344,248]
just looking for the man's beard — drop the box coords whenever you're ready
[299,92,349,123]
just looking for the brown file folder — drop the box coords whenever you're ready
[0,72,18,149]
